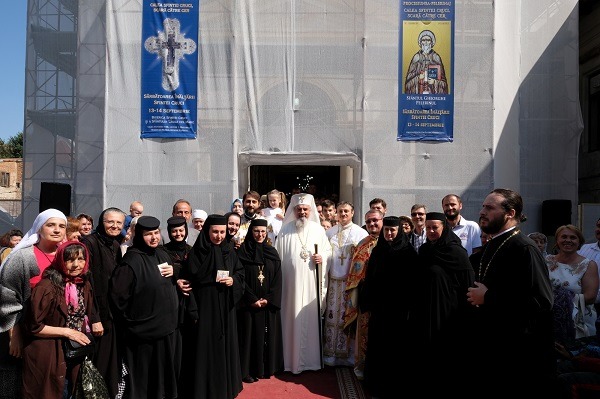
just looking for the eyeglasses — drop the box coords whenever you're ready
[411,212,425,217]
[366,219,381,224]
[103,220,123,227]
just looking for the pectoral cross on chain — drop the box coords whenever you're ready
[338,250,347,263]
[257,268,265,286]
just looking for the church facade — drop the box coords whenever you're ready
[21,0,584,232]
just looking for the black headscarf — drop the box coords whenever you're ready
[238,219,280,266]
[373,216,413,254]
[95,208,123,246]
[188,214,229,276]
[418,217,472,272]
[132,215,161,255]
[224,211,241,243]
[361,215,418,314]
[165,216,188,251]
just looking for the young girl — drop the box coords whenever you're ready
[22,241,102,399]
[262,190,286,245]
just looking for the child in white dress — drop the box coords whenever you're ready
[262,189,286,245]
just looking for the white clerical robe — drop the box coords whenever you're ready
[323,223,368,366]
[326,223,369,279]
[275,220,332,374]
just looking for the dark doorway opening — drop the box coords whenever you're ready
[249,165,340,205]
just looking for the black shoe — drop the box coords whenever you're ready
[243,376,255,383]
[253,376,259,382]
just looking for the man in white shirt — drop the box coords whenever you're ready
[442,194,482,256]
[578,216,600,303]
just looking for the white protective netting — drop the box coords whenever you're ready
[21,0,582,230]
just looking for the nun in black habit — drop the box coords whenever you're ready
[109,216,181,399]
[413,212,475,395]
[162,216,197,395]
[236,219,284,383]
[360,216,419,398]
[179,214,245,399]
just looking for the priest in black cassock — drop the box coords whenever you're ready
[179,214,245,399]
[237,218,284,383]
[467,189,555,397]
[109,216,180,399]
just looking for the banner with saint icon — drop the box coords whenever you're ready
[398,0,455,141]
[141,0,199,138]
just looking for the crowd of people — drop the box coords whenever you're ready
[1,187,600,398]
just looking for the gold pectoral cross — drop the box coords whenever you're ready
[258,266,265,286]
[338,250,347,263]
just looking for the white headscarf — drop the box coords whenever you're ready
[1,208,67,268]
[192,209,208,220]
[281,193,320,226]
[12,208,68,252]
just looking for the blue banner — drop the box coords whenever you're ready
[141,1,199,139]
[398,1,455,141]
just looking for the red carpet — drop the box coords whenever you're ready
[236,366,370,399]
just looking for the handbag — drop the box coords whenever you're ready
[63,333,95,361]
[574,293,591,339]
[75,357,110,399]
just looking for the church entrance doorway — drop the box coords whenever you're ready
[249,165,340,206]
[238,152,362,212]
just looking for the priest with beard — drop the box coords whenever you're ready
[275,193,331,374]
[467,189,555,397]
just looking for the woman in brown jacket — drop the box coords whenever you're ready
[22,240,102,399]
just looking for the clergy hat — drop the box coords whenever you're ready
[383,216,401,226]
[426,212,446,221]
[292,193,314,207]
[205,214,227,226]
[192,209,208,220]
[136,216,160,230]
[249,219,268,229]
[167,216,186,228]
[282,193,320,226]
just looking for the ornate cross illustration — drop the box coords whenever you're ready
[145,18,197,91]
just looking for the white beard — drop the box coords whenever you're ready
[421,43,432,54]
[295,217,308,230]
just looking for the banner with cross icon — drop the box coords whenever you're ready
[141,1,199,138]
